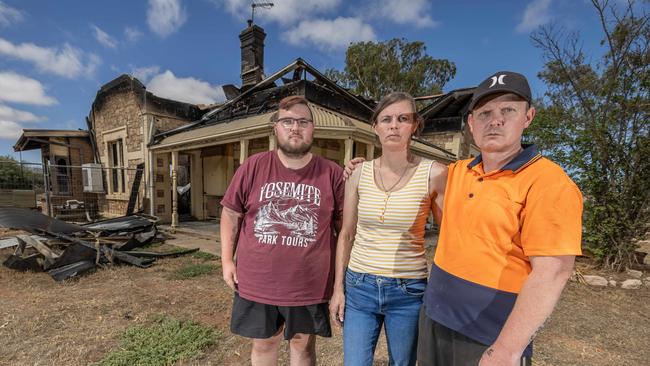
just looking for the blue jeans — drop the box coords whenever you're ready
[343,269,426,366]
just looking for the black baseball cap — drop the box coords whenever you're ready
[468,71,532,111]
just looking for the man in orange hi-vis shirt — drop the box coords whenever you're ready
[418,71,583,366]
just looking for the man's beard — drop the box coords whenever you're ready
[278,138,312,158]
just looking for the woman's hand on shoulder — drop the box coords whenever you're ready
[343,157,366,181]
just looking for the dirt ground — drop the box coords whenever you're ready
[1,234,649,365]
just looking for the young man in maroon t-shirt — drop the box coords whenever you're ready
[220,95,344,365]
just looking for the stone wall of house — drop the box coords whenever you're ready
[458,123,475,159]
[93,89,144,159]
[421,124,476,160]
[154,115,194,134]
[421,132,458,154]
[67,137,96,166]
[92,89,142,216]
[102,199,129,216]
[90,75,201,218]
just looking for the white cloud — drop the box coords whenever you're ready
[0,104,46,141]
[63,119,78,129]
[0,71,57,106]
[0,37,101,78]
[91,24,118,49]
[516,0,552,33]
[124,26,143,42]
[147,70,225,105]
[0,104,45,122]
[365,0,438,28]
[220,0,341,26]
[131,65,160,83]
[0,1,23,27]
[284,17,376,51]
[147,0,187,37]
[0,120,23,139]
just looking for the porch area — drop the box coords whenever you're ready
[149,102,454,228]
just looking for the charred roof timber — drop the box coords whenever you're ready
[420,88,475,132]
[149,58,375,145]
[0,207,200,281]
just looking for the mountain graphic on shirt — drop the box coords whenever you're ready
[254,200,318,240]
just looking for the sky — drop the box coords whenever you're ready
[0,0,614,162]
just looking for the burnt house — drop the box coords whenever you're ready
[145,23,470,226]
[14,22,477,226]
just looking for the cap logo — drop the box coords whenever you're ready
[489,74,506,88]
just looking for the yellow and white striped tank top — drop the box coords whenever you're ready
[348,158,434,279]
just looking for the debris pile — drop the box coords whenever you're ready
[0,208,197,281]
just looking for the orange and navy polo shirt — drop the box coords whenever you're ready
[423,144,582,357]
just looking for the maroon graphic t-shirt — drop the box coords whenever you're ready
[221,151,344,306]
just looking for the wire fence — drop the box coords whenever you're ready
[0,160,144,222]
[0,161,44,190]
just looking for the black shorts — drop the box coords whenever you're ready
[417,307,532,366]
[230,293,332,340]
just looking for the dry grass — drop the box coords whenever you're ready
[1,242,649,366]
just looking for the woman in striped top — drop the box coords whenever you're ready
[329,92,447,366]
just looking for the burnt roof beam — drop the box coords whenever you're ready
[152,58,374,144]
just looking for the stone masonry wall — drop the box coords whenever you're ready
[154,115,193,134]
[93,90,143,160]
[458,122,475,159]
[421,132,456,153]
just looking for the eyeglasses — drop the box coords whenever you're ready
[377,113,416,124]
[277,117,314,128]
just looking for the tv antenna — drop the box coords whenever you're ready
[250,1,274,26]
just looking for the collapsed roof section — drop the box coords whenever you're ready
[420,87,474,133]
[150,58,375,146]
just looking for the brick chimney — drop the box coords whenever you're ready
[239,20,266,89]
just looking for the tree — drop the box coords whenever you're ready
[526,0,649,270]
[0,155,44,190]
[325,38,456,101]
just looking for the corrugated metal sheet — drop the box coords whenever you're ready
[310,104,362,128]
[0,207,86,234]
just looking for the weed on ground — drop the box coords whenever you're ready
[92,315,218,366]
[192,251,219,261]
[169,263,218,280]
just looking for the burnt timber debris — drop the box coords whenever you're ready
[0,208,198,281]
